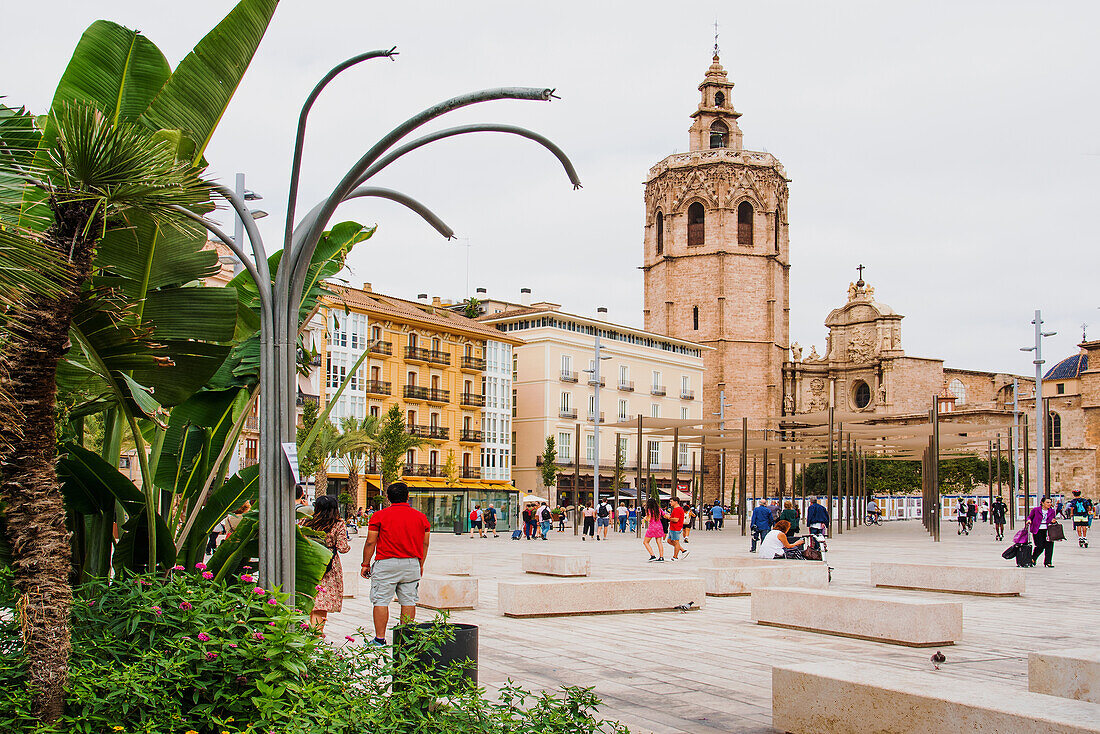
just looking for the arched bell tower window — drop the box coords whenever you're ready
[737,201,754,246]
[709,119,729,149]
[687,202,705,246]
[774,209,781,253]
[1049,411,1062,448]
[655,211,664,255]
[714,91,725,108]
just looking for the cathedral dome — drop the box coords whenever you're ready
[1045,353,1088,380]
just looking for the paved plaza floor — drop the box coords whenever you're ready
[327,518,1099,733]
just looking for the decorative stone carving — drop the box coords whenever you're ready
[783,393,795,413]
[878,383,887,404]
[808,345,820,361]
[847,329,877,364]
[847,282,857,301]
[790,342,802,362]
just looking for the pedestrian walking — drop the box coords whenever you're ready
[750,499,772,553]
[628,504,637,532]
[582,503,596,540]
[666,501,689,560]
[642,498,668,562]
[682,502,696,543]
[780,500,800,537]
[206,520,224,555]
[710,502,724,530]
[980,499,989,523]
[469,504,485,538]
[1026,497,1059,568]
[300,495,350,636]
[991,495,1008,542]
[521,505,535,540]
[967,500,977,531]
[957,499,969,535]
[1067,489,1093,548]
[806,497,829,537]
[539,502,552,540]
[485,503,499,537]
[597,498,612,540]
[360,482,430,646]
[617,502,629,533]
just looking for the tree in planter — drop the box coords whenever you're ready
[443,449,460,489]
[374,404,426,499]
[539,436,559,502]
[336,415,379,509]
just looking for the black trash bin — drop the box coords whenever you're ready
[453,518,464,535]
[392,622,478,693]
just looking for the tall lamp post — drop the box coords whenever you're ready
[1020,309,1055,503]
[176,49,581,593]
[583,335,611,508]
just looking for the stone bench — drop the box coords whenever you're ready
[704,564,828,596]
[417,576,478,610]
[1030,648,1100,704]
[522,553,590,577]
[498,578,705,618]
[710,556,789,568]
[773,661,1100,733]
[751,587,962,647]
[871,562,1025,596]
[424,556,473,576]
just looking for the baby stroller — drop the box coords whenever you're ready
[802,527,832,582]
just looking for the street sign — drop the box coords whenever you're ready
[281,442,301,485]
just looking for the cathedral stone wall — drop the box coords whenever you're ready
[886,358,943,415]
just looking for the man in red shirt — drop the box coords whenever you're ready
[666,500,689,561]
[361,482,431,645]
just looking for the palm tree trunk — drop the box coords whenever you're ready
[347,471,359,510]
[315,463,328,498]
[0,200,98,721]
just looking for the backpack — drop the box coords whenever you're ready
[598,503,609,518]
[541,507,552,522]
[470,509,478,522]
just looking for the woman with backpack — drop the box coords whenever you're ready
[299,495,351,635]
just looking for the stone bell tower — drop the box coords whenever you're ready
[642,52,791,496]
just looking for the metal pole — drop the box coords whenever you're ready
[1012,377,1020,528]
[671,427,680,502]
[592,335,603,506]
[827,407,835,536]
[836,422,844,535]
[996,435,1002,524]
[573,422,580,534]
[1024,310,1053,499]
[1023,412,1031,521]
[987,440,993,514]
[933,398,941,542]
[613,437,621,530]
[718,389,726,509]
[636,414,643,538]
[740,417,748,536]
[1044,396,1052,499]
[691,451,698,529]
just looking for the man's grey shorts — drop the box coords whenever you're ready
[369,557,421,606]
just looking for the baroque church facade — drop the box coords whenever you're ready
[639,53,1100,500]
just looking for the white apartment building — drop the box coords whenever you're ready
[479,296,707,502]
[480,339,514,481]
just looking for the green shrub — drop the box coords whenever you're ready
[0,567,628,733]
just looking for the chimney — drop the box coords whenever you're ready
[431,296,441,307]
[597,306,608,316]
[417,293,428,302]
[476,287,487,295]
[520,287,532,307]
[362,282,372,292]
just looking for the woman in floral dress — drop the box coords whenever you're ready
[299,495,350,634]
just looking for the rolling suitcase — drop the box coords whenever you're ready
[511,528,522,540]
[1015,542,1034,567]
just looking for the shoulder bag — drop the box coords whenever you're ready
[1046,522,1066,542]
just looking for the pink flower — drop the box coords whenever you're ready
[253,587,265,595]
[151,606,162,615]
[194,562,207,570]
[201,571,213,580]
[179,602,193,610]
[268,621,276,626]
[298,623,309,629]
[242,565,252,570]
[315,585,325,592]
[240,574,255,583]
[205,652,218,660]
[253,632,265,641]
[138,579,152,586]
[267,598,277,606]
[197,633,210,642]
[345,635,355,642]
[171,565,185,571]
[228,643,239,648]
[87,601,95,607]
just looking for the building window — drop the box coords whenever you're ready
[737,201,754,246]
[647,440,660,467]
[586,434,595,463]
[371,325,382,342]
[714,91,725,107]
[678,442,689,468]
[709,119,729,149]
[1049,412,1062,448]
[617,436,629,460]
[408,332,418,349]
[655,211,664,255]
[406,449,416,467]
[692,306,699,330]
[854,380,871,409]
[431,337,441,352]
[245,439,258,467]
[619,364,629,386]
[680,407,689,420]
[774,209,781,252]
[618,399,628,421]
[1056,383,1065,395]
[687,202,705,246]
[560,392,572,412]
[948,378,967,404]
[652,370,662,390]
[369,405,380,418]
[558,431,572,462]
[407,370,417,387]
[651,404,660,419]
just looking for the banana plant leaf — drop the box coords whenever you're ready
[207,512,331,609]
[139,0,279,166]
[177,464,259,568]
[153,387,240,496]
[94,212,221,294]
[113,504,177,574]
[58,442,145,516]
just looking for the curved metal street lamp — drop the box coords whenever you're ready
[186,48,580,593]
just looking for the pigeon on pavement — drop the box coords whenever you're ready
[674,601,695,612]
[930,651,946,670]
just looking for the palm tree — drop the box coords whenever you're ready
[375,404,427,501]
[0,104,211,719]
[336,415,380,507]
[313,419,341,497]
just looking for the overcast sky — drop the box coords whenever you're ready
[5,1,1098,376]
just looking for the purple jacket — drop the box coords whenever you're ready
[1026,506,1057,534]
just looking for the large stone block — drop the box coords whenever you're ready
[418,576,478,610]
[424,556,473,576]
[751,587,962,647]
[872,562,1025,596]
[522,553,590,577]
[498,578,705,618]
[1030,648,1100,703]
[773,661,1100,733]
[710,556,788,568]
[704,564,827,596]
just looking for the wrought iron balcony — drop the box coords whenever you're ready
[460,355,486,371]
[369,340,393,356]
[405,346,451,366]
[560,370,578,383]
[408,424,449,440]
[558,408,578,419]
[460,392,485,407]
[364,380,392,395]
[296,391,319,407]
[650,385,666,396]
[587,411,605,423]
[618,380,634,392]
[402,385,450,403]
[459,429,483,442]
[461,466,481,479]
[403,462,445,478]
[680,389,695,400]
[586,376,606,387]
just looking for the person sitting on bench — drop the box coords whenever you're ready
[758,519,805,560]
